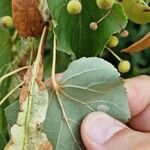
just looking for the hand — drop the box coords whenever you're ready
[81,75,150,150]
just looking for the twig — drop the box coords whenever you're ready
[51,34,59,90]
[106,47,121,61]
[0,66,29,84]
[0,81,24,106]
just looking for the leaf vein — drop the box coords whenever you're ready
[61,68,106,84]
[60,90,94,112]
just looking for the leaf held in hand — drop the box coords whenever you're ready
[43,57,130,149]
[12,0,45,37]
[5,58,131,149]
[122,32,150,53]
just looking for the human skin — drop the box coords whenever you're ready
[81,75,150,150]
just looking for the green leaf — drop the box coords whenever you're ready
[0,108,3,132]
[47,1,127,57]
[0,132,7,149]
[0,0,12,17]
[5,58,130,149]
[0,28,11,67]
[145,0,150,4]
[5,101,19,126]
[120,0,150,24]
[0,67,12,132]
[42,57,130,149]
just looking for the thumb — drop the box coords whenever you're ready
[81,112,150,150]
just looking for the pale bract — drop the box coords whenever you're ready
[5,83,52,150]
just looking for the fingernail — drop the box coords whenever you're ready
[84,112,126,144]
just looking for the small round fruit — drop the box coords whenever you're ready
[67,0,82,15]
[120,30,129,38]
[1,16,13,28]
[96,0,114,10]
[118,60,131,73]
[90,22,98,30]
[108,36,119,47]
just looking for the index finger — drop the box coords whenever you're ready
[125,75,150,131]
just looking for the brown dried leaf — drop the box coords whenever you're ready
[19,67,32,104]
[12,0,44,37]
[36,59,46,91]
[5,138,54,150]
[122,32,150,53]
[19,59,45,104]
[37,141,53,150]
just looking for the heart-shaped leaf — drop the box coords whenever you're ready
[0,0,12,17]
[5,57,131,149]
[47,1,127,57]
[0,133,7,150]
[43,57,130,149]
[0,28,11,67]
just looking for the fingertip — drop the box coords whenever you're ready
[81,111,150,150]
[81,112,126,150]
[125,75,150,117]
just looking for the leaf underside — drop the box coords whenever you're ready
[5,57,130,150]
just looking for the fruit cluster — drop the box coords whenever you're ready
[66,0,131,74]
[107,36,131,73]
